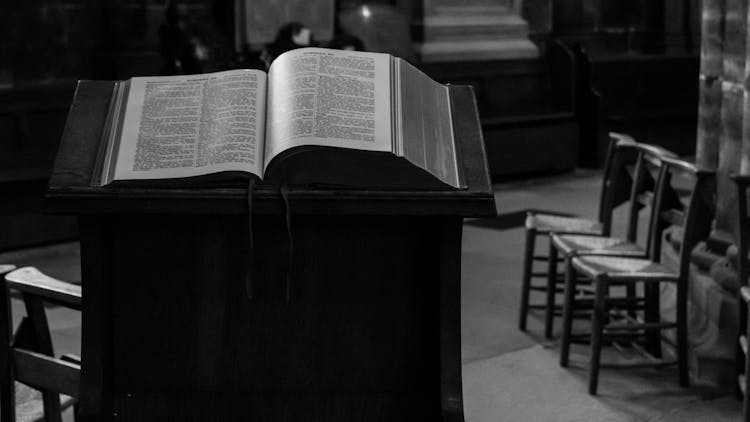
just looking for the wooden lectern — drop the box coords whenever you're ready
[47,82,495,421]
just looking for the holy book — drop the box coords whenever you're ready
[95,47,465,189]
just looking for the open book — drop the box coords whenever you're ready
[96,47,464,190]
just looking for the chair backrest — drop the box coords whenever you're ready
[596,132,640,235]
[646,158,716,277]
[621,142,677,247]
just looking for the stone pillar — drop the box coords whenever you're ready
[715,0,747,235]
[696,0,724,171]
[742,3,750,175]
[418,0,538,62]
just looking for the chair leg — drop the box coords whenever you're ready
[626,283,637,320]
[41,391,63,422]
[644,282,662,358]
[24,295,63,421]
[0,284,16,422]
[560,255,576,368]
[588,276,607,395]
[518,228,536,331]
[544,240,558,339]
[676,280,689,387]
[0,380,15,422]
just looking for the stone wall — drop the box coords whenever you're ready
[0,0,101,85]
[549,0,700,51]
[0,0,223,85]
[0,0,224,250]
[419,0,537,62]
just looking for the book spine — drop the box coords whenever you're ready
[716,0,746,234]
[91,81,122,187]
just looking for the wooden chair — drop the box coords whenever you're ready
[544,143,678,338]
[559,157,715,395]
[733,174,750,421]
[1,266,82,422]
[519,132,640,337]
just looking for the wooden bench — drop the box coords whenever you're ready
[419,39,579,179]
[573,42,698,167]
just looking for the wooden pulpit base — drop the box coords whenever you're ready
[47,82,494,421]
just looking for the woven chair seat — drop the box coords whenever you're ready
[560,155,706,396]
[15,382,75,422]
[525,213,603,235]
[571,255,678,281]
[519,135,643,338]
[551,234,644,256]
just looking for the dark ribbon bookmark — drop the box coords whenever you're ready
[279,184,294,305]
[245,178,256,299]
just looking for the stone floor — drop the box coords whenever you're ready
[462,170,741,421]
[0,169,743,421]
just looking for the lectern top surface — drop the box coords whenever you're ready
[47,81,495,217]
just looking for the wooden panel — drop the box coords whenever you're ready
[76,214,463,421]
[78,217,114,421]
[482,114,578,178]
[13,349,80,397]
[109,215,442,391]
[420,58,550,117]
[112,392,435,421]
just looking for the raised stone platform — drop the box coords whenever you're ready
[419,38,538,62]
[423,11,529,40]
[419,1,538,62]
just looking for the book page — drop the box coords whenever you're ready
[264,48,392,166]
[113,69,267,181]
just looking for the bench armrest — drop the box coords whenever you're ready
[5,267,81,310]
